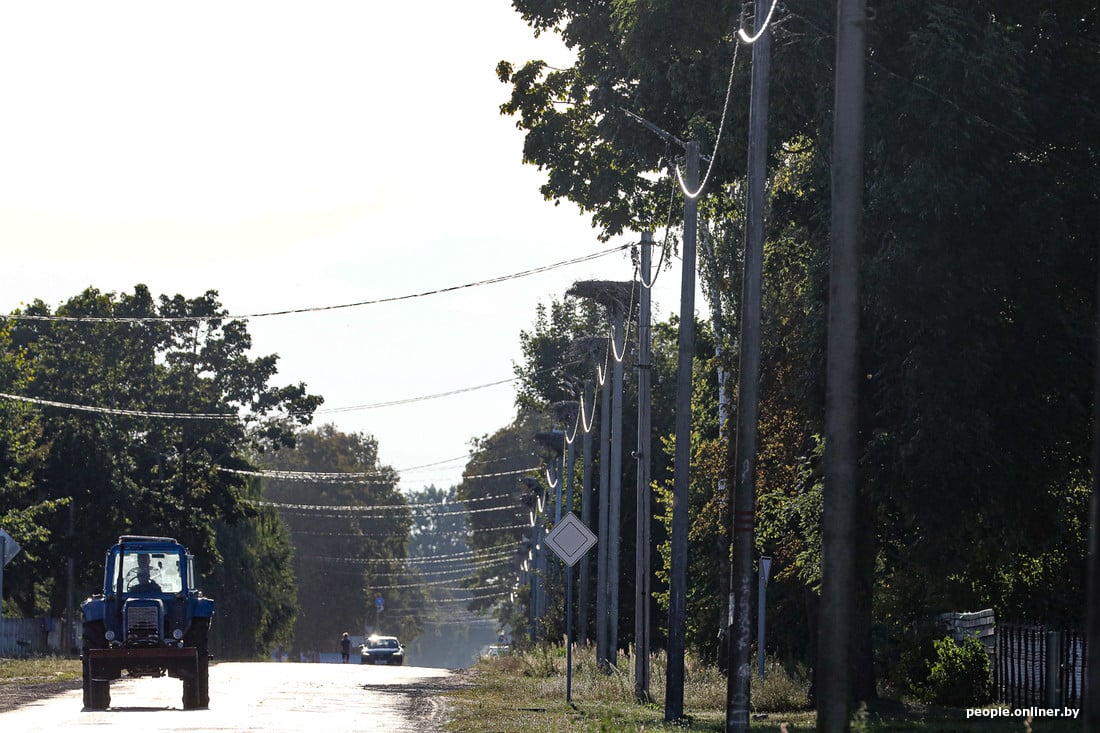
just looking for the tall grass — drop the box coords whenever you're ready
[477,644,808,713]
[0,656,82,683]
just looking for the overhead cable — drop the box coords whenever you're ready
[1,244,630,324]
[254,498,517,517]
[0,392,236,420]
[737,0,781,43]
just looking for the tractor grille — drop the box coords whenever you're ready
[125,603,160,641]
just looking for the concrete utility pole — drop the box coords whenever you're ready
[549,403,580,516]
[608,302,625,665]
[1085,250,1100,729]
[597,336,612,665]
[523,476,549,636]
[568,281,633,669]
[580,384,594,644]
[618,107,709,719]
[0,533,6,657]
[536,431,566,523]
[820,0,868,730]
[534,429,563,638]
[67,498,76,654]
[727,0,772,728]
[569,337,608,646]
[551,401,580,701]
[634,233,654,703]
[666,140,700,722]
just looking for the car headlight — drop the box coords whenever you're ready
[173,629,184,640]
[104,630,116,642]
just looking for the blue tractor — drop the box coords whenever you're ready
[80,536,214,710]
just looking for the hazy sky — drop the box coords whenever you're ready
[0,2,684,492]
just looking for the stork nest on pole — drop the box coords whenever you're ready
[549,400,580,425]
[566,280,635,312]
[567,336,609,366]
[534,430,565,455]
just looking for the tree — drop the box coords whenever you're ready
[500,0,1100,716]
[204,475,298,660]
[258,425,418,652]
[0,319,59,616]
[404,485,502,668]
[2,285,321,619]
[458,410,544,630]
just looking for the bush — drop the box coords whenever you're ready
[924,635,991,708]
[751,657,811,712]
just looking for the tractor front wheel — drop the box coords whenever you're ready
[81,622,111,710]
[182,618,210,709]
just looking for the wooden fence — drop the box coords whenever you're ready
[0,618,64,656]
[994,622,1088,707]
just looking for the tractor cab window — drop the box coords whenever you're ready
[114,550,183,594]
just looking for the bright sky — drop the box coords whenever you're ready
[0,2,683,493]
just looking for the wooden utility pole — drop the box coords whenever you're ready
[726,0,772,728]
[665,140,700,722]
[634,233,654,702]
[820,0,867,730]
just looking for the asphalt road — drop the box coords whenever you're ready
[0,661,461,732]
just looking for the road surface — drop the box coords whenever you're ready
[0,661,462,732]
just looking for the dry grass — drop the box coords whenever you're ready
[446,647,1083,733]
[446,646,812,733]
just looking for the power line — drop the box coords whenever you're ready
[314,377,517,414]
[255,498,519,517]
[289,522,530,538]
[247,491,514,511]
[1,244,631,324]
[0,392,238,420]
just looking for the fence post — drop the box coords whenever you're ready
[1045,630,1062,707]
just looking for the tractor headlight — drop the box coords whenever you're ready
[104,630,116,642]
[173,629,184,640]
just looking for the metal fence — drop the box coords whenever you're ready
[994,622,1088,707]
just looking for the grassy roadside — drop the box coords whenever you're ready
[0,656,82,684]
[444,647,1082,733]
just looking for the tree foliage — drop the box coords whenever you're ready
[501,0,1099,693]
[257,425,420,653]
[0,285,321,621]
[404,485,502,668]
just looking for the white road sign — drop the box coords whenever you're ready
[543,512,597,567]
[0,529,20,566]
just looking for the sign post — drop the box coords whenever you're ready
[757,556,772,679]
[543,513,598,702]
[0,529,23,657]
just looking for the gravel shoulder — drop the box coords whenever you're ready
[0,678,82,713]
[359,668,474,731]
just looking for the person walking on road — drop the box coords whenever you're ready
[340,632,352,663]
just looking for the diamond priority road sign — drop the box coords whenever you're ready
[542,512,597,567]
[0,528,19,566]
